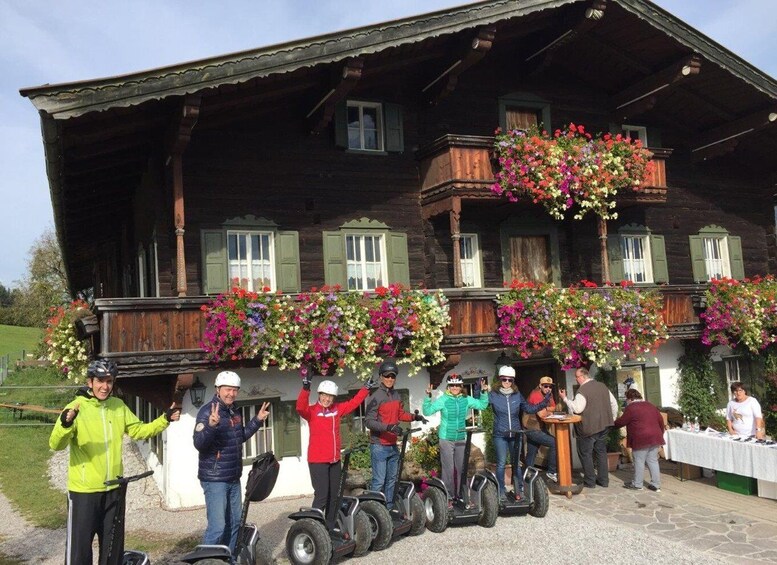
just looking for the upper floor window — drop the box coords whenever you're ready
[346,233,386,291]
[347,102,383,151]
[689,225,743,282]
[621,124,648,145]
[498,93,551,132]
[459,233,483,288]
[608,224,668,284]
[228,230,275,291]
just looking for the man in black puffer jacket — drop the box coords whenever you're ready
[193,370,270,555]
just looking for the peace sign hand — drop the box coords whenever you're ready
[256,401,271,422]
[208,402,220,427]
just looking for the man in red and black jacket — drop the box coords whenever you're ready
[364,359,425,508]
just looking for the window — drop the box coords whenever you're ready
[201,217,300,295]
[347,102,383,151]
[237,399,301,461]
[608,225,668,284]
[621,235,653,283]
[228,231,276,291]
[462,380,484,427]
[335,101,404,153]
[346,234,386,291]
[500,218,561,286]
[323,219,409,289]
[689,226,743,282]
[241,403,275,460]
[459,234,482,288]
[621,125,648,145]
[498,93,551,132]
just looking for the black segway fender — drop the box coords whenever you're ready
[522,467,540,504]
[178,544,232,563]
[358,490,388,504]
[423,476,448,496]
[471,469,498,492]
[289,507,327,522]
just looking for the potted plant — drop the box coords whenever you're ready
[606,427,623,472]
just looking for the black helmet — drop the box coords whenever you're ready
[379,359,399,377]
[87,359,118,379]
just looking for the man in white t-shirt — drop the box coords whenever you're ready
[726,381,765,439]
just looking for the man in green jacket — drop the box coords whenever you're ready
[49,359,180,565]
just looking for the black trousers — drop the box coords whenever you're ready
[309,461,342,528]
[577,429,609,487]
[66,489,123,565]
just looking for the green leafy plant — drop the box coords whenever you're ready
[342,429,372,472]
[676,346,722,427]
[762,345,777,438]
[43,299,92,380]
[408,426,441,476]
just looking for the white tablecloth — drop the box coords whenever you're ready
[665,429,777,482]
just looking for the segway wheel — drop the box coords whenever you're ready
[477,481,498,528]
[529,476,550,518]
[286,518,332,565]
[254,538,275,565]
[422,487,448,533]
[408,493,426,536]
[359,500,393,551]
[351,509,372,557]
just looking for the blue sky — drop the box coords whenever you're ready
[1,0,775,288]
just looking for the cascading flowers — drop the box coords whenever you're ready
[200,284,450,378]
[44,299,92,380]
[497,280,667,369]
[491,123,654,220]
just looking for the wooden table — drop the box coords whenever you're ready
[541,414,583,498]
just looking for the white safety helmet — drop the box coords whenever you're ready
[215,370,241,388]
[498,366,516,378]
[317,380,339,396]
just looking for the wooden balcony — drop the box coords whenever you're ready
[417,134,671,214]
[95,285,705,377]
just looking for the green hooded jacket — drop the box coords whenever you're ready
[49,387,169,493]
[422,391,489,441]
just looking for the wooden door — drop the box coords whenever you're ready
[510,236,551,283]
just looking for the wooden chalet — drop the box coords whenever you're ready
[20,0,777,505]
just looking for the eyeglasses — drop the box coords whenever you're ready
[540,385,553,389]
[382,374,397,379]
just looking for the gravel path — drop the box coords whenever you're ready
[0,441,732,564]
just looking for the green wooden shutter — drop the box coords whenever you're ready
[334,101,348,148]
[202,230,228,294]
[386,232,410,286]
[275,231,301,293]
[712,361,729,409]
[650,235,669,283]
[384,103,404,153]
[643,366,662,407]
[607,235,624,283]
[728,236,744,280]
[322,231,347,288]
[646,128,662,148]
[688,235,707,283]
[275,401,301,459]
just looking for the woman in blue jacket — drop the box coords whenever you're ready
[488,366,550,501]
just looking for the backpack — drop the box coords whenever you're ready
[245,451,280,502]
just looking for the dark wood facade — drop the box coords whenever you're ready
[22,0,777,397]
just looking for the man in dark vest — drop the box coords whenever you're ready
[559,367,618,488]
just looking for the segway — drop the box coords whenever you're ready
[497,429,549,517]
[103,470,154,565]
[178,450,279,564]
[421,426,499,533]
[285,448,372,565]
[389,414,428,538]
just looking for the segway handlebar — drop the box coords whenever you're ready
[456,426,484,433]
[104,470,154,487]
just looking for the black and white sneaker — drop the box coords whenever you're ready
[622,482,643,491]
[546,472,558,483]
[647,484,661,492]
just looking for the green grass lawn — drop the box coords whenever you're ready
[0,324,42,363]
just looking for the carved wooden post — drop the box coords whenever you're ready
[450,196,463,288]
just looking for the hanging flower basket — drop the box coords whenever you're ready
[497,280,667,369]
[44,299,93,380]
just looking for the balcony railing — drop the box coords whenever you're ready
[95,285,705,377]
[417,135,671,207]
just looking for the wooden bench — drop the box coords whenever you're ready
[0,402,62,420]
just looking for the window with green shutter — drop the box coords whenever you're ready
[607,224,668,284]
[334,100,404,153]
[689,225,744,282]
[322,218,410,289]
[236,397,301,463]
[200,215,301,295]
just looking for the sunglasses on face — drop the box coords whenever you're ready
[448,384,462,388]
[500,378,514,382]
[382,374,397,379]
[541,384,553,389]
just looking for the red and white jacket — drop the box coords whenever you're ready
[296,387,370,463]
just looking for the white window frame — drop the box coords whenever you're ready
[240,403,275,460]
[620,235,653,284]
[137,247,147,298]
[345,233,386,291]
[621,124,648,145]
[227,230,276,291]
[347,101,384,152]
[462,380,484,427]
[459,233,483,288]
[702,236,730,280]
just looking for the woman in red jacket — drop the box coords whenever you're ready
[297,375,373,528]
[613,388,666,492]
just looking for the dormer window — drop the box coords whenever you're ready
[621,124,648,145]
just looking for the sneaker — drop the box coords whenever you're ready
[622,482,643,491]
[546,472,558,483]
[647,484,661,492]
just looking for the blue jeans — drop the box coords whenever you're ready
[524,429,557,474]
[493,434,522,496]
[201,480,242,555]
[370,443,399,508]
